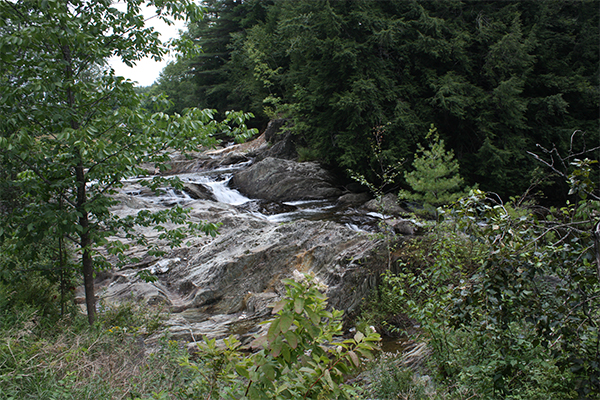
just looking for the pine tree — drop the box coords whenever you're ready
[156,0,599,202]
[399,126,466,215]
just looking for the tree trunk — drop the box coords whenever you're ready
[62,36,96,324]
[76,161,95,325]
[82,237,96,325]
[594,220,600,282]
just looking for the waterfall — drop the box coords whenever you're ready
[119,161,381,231]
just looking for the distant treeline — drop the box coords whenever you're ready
[151,0,599,202]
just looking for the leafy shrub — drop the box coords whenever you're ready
[179,271,381,399]
[371,187,598,398]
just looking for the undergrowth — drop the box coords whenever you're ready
[0,277,380,400]
[0,301,191,400]
[357,189,597,399]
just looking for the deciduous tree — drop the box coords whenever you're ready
[0,0,255,324]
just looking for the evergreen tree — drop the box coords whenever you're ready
[399,125,466,215]
[152,0,273,128]
[189,0,242,112]
[158,0,599,202]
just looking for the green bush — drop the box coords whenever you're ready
[179,272,381,399]
[365,186,598,398]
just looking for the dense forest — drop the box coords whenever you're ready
[152,0,599,202]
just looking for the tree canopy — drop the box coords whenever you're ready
[154,0,599,202]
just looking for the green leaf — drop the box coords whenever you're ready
[355,347,373,360]
[279,313,293,333]
[267,319,280,344]
[347,350,360,367]
[353,331,364,343]
[271,338,283,358]
[306,308,320,325]
[281,344,291,363]
[263,364,275,381]
[294,297,304,314]
[271,299,287,314]
[323,369,335,390]
[284,331,298,349]
[235,364,250,379]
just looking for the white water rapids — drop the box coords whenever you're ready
[119,160,381,231]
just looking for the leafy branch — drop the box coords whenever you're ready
[182,272,380,399]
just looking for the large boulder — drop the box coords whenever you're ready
[230,157,343,202]
[263,119,288,143]
[363,193,408,216]
[182,183,216,201]
[337,192,372,207]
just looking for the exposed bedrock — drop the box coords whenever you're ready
[90,122,413,344]
[96,197,389,343]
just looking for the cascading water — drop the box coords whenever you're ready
[262,200,337,223]
[177,172,251,206]
[120,160,382,231]
[98,152,400,346]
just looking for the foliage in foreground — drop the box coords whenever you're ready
[0,274,379,400]
[363,182,599,398]
[178,272,380,399]
[0,301,192,400]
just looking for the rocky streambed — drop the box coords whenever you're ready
[88,120,417,345]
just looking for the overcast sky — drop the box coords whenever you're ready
[108,4,188,87]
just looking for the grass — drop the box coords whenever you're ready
[0,302,192,400]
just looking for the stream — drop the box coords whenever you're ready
[122,159,384,232]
